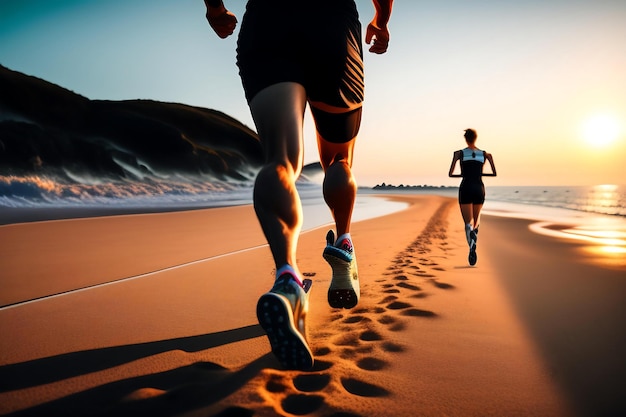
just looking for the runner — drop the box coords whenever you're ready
[204,0,394,369]
[448,128,497,266]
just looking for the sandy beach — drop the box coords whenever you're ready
[1,194,624,417]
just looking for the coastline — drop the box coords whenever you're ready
[1,193,624,416]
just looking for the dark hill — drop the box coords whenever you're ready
[0,65,262,182]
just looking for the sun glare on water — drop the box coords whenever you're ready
[582,113,622,148]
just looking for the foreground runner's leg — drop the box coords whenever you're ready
[315,109,360,309]
[324,229,360,308]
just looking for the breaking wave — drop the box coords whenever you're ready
[0,174,258,209]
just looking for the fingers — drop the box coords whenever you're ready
[207,10,238,39]
[365,28,374,45]
[365,23,389,54]
[368,38,389,54]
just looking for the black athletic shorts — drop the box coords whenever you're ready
[459,181,486,205]
[236,0,364,143]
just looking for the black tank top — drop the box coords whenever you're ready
[460,148,485,183]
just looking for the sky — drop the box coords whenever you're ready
[1,0,625,187]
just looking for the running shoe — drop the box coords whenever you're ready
[323,230,360,309]
[468,229,478,266]
[256,273,314,370]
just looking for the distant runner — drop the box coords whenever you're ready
[448,128,497,266]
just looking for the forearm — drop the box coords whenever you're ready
[204,0,223,8]
[371,0,393,28]
[448,155,459,177]
[205,0,225,16]
[487,156,497,176]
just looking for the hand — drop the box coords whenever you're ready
[365,22,390,54]
[206,7,238,39]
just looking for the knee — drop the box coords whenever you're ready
[324,158,355,189]
[256,161,297,185]
[325,157,351,177]
[329,153,347,167]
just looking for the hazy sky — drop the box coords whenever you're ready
[1,0,625,186]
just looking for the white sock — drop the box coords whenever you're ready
[335,233,352,246]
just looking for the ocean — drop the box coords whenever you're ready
[487,185,626,218]
[1,177,625,222]
[0,176,408,229]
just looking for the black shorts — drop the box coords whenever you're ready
[459,181,485,205]
[236,0,364,143]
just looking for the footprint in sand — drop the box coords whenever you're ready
[332,332,361,347]
[430,279,455,290]
[378,295,398,304]
[386,300,413,310]
[260,366,333,415]
[342,315,371,324]
[381,341,405,353]
[396,281,421,291]
[410,292,430,299]
[212,406,255,417]
[356,356,389,371]
[281,393,325,415]
[359,329,382,341]
[341,377,390,397]
[402,308,437,318]
[293,374,331,392]
[313,346,331,357]
[265,373,290,393]
[378,316,407,331]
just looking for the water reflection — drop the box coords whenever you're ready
[583,184,622,216]
[487,184,626,217]
[529,220,626,269]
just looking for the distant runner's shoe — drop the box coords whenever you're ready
[468,230,478,266]
[256,273,314,370]
[323,230,360,309]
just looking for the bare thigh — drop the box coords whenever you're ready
[249,82,308,171]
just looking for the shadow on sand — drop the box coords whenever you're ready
[1,325,273,417]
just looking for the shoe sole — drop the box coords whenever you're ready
[468,231,478,266]
[468,249,477,265]
[256,293,314,370]
[324,250,359,309]
[468,242,477,266]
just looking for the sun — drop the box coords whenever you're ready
[582,114,621,148]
